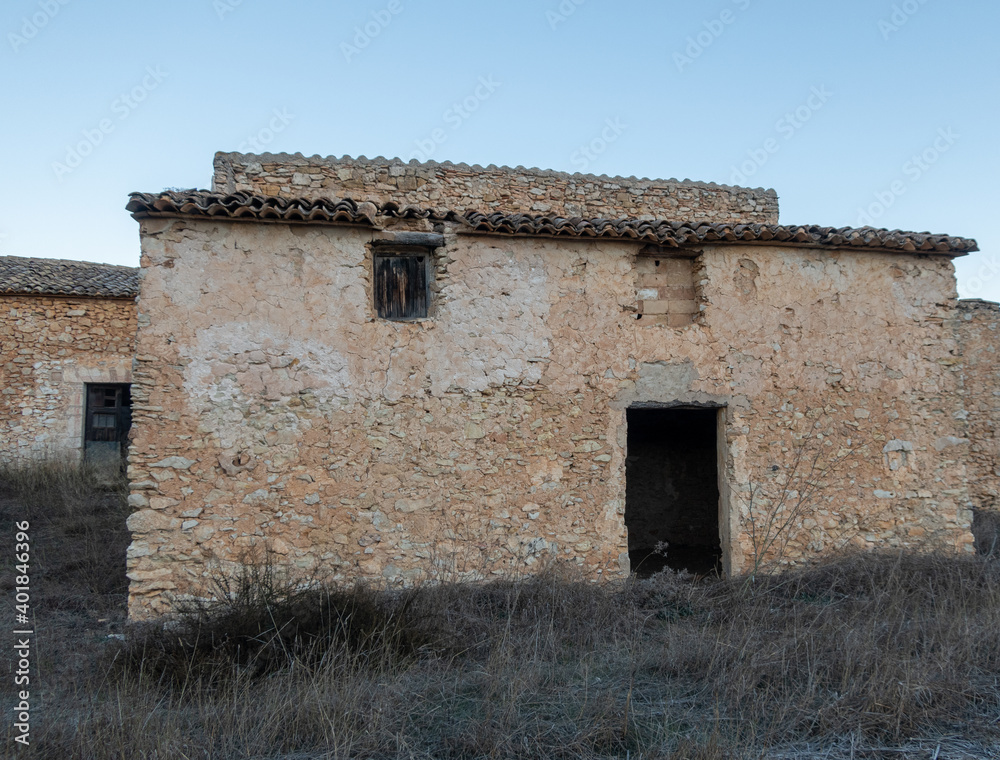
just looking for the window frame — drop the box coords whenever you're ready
[371,245,435,321]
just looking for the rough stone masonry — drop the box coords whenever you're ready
[213,151,780,223]
[121,152,996,618]
[1,257,137,463]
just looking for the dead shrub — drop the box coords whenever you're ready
[118,554,442,688]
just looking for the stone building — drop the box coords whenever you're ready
[0,256,138,465]
[957,298,1000,549]
[123,152,997,617]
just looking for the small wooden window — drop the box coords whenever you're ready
[374,250,429,320]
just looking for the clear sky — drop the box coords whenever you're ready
[2,0,997,300]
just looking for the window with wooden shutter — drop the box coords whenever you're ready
[374,250,430,320]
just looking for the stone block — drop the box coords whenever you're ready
[669,300,698,315]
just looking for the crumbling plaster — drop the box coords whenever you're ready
[126,214,975,617]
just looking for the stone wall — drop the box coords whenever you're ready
[0,295,136,463]
[957,299,1000,513]
[126,214,974,617]
[212,152,780,224]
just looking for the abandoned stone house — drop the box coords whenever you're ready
[118,151,998,618]
[0,256,137,466]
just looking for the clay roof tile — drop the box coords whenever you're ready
[0,256,138,298]
[126,191,979,256]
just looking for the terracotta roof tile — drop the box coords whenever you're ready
[127,191,978,256]
[461,214,978,254]
[0,256,138,298]
[127,191,382,226]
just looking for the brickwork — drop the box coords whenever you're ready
[635,254,699,327]
[125,213,975,618]
[212,152,780,224]
[0,295,136,463]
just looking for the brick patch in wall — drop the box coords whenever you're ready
[636,252,699,327]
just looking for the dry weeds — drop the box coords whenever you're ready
[1,462,999,759]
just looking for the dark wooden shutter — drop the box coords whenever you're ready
[375,253,428,319]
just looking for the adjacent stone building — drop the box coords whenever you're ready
[957,298,1000,549]
[0,256,138,465]
[122,152,997,617]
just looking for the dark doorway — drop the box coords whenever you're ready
[84,384,132,468]
[625,407,721,576]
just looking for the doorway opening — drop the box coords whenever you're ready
[84,383,132,469]
[625,406,721,576]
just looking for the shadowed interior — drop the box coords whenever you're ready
[626,407,721,576]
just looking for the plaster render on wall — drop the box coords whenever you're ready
[124,207,981,617]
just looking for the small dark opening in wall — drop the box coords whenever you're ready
[626,407,721,576]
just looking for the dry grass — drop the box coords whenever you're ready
[1,462,999,758]
[0,457,129,615]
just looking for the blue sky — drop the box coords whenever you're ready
[2,0,998,300]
